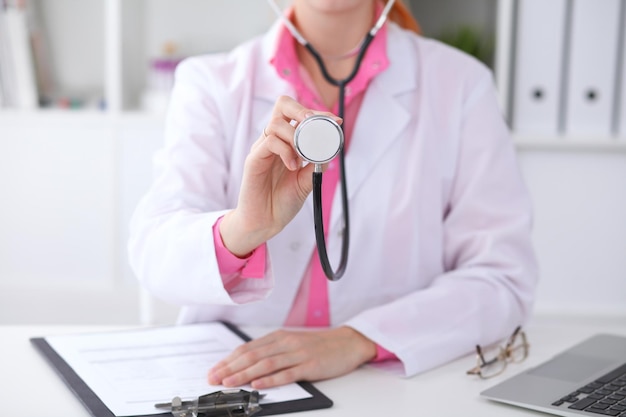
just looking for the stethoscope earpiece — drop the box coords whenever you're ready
[294,116,344,166]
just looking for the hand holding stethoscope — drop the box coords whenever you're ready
[218,96,342,259]
[222,0,395,279]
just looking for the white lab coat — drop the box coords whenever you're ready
[128,21,538,377]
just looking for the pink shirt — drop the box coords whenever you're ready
[213,5,395,361]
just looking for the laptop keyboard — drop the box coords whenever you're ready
[551,363,626,416]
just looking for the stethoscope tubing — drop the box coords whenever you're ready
[304,39,379,281]
[267,0,394,280]
[303,36,375,281]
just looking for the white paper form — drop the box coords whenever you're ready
[45,323,312,416]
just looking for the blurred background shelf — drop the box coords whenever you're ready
[513,135,626,152]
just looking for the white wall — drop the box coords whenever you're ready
[519,151,626,316]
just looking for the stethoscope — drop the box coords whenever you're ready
[267,0,396,281]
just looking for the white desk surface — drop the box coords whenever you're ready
[2,314,625,416]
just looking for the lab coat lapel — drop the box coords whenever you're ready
[346,75,413,198]
[254,20,292,135]
[330,25,419,229]
[252,23,317,301]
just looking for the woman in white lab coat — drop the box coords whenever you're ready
[128,0,538,389]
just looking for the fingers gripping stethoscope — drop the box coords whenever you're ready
[267,0,396,281]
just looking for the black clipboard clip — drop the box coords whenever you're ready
[154,389,264,417]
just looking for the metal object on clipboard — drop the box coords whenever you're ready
[154,389,264,417]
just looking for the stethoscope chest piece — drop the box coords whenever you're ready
[268,0,394,281]
[294,116,344,165]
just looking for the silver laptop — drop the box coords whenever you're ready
[481,334,626,416]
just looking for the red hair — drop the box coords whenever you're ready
[388,0,421,34]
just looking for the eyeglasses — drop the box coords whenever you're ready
[466,326,529,379]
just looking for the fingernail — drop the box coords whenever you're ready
[207,373,219,385]
[304,112,315,118]
[222,377,235,387]
[290,159,299,170]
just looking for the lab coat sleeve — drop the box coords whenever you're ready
[345,73,539,377]
[128,57,274,307]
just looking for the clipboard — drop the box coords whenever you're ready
[31,322,333,417]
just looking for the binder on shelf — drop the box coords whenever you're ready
[0,6,16,107]
[511,0,567,135]
[618,2,626,138]
[0,2,38,109]
[563,0,621,137]
[0,5,5,107]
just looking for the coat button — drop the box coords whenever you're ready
[290,242,300,251]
